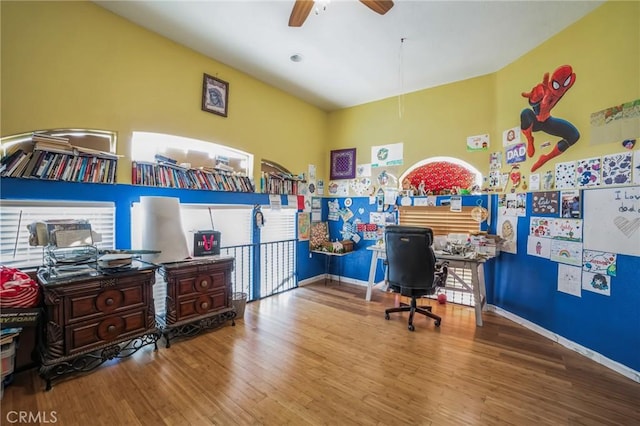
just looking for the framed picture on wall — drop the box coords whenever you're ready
[202,73,229,117]
[330,148,356,180]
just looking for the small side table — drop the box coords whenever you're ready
[311,250,353,285]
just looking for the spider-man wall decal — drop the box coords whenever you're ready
[520,65,580,172]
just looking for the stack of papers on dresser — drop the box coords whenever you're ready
[98,253,133,268]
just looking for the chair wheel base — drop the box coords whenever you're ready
[434,320,441,327]
[408,324,415,331]
[385,313,390,320]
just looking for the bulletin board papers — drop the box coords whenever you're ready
[297,213,310,241]
[532,191,559,215]
[497,215,517,254]
[557,264,582,297]
[589,99,640,146]
[467,134,489,152]
[582,249,617,276]
[555,161,577,189]
[551,218,583,241]
[602,152,633,186]
[550,240,583,266]
[583,186,640,256]
[582,271,610,296]
[371,143,403,167]
[527,236,551,258]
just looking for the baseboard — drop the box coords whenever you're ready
[489,305,640,383]
[298,275,369,287]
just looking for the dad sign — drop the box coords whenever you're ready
[506,143,527,164]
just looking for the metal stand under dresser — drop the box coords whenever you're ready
[37,261,160,390]
[157,256,236,348]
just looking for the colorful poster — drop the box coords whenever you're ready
[467,134,489,152]
[505,143,527,164]
[371,143,403,167]
[530,216,552,238]
[527,236,551,258]
[532,191,559,215]
[502,126,521,146]
[582,271,610,296]
[576,157,601,187]
[551,218,583,241]
[557,264,582,297]
[602,152,633,185]
[583,187,640,256]
[582,249,617,277]
[590,99,640,146]
[297,212,310,241]
[555,161,576,189]
[550,239,583,266]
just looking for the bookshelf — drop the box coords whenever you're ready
[131,160,255,192]
[0,130,118,184]
[260,159,304,195]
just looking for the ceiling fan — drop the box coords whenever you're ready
[289,0,394,27]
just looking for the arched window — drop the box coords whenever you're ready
[400,156,482,195]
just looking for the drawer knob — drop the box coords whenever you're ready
[201,302,209,309]
[107,325,116,332]
[105,298,114,306]
[201,280,209,288]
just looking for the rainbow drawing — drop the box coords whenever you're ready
[558,249,572,258]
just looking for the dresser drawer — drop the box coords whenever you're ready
[65,281,147,324]
[175,271,226,297]
[176,290,228,321]
[65,310,150,355]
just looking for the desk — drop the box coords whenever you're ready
[365,246,489,327]
[311,250,353,285]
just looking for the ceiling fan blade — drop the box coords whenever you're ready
[360,0,394,15]
[289,0,315,27]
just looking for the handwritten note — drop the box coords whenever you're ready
[584,187,640,256]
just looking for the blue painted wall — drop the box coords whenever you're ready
[488,192,640,372]
[2,178,637,372]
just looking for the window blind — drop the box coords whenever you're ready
[0,200,115,268]
[398,206,480,236]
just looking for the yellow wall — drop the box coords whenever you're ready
[328,1,639,181]
[0,1,328,185]
[2,1,638,187]
[495,0,640,177]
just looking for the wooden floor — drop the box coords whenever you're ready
[2,281,639,425]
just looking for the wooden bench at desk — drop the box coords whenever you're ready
[365,245,489,327]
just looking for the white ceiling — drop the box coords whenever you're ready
[94,0,604,111]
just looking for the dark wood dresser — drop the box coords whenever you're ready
[37,261,159,390]
[158,256,236,347]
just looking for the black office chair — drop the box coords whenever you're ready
[384,225,446,331]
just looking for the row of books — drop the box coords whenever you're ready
[0,148,118,183]
[261,172,302,195]
[132,161,255,192]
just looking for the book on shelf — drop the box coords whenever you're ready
[32,133,70,144]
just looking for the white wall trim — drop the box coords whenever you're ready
[489,305,640,383]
